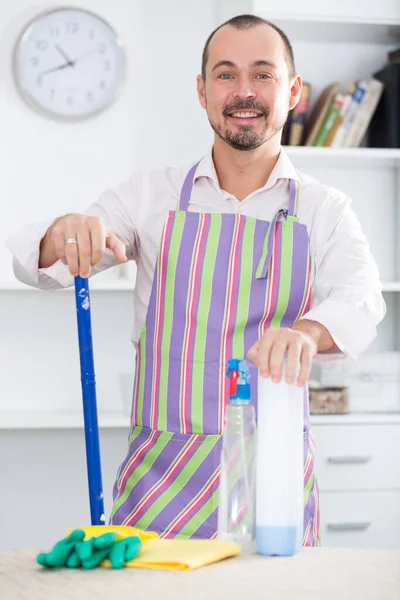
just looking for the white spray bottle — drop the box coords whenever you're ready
[256,363,304,556]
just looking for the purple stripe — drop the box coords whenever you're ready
[140,214,174,428]
[179,162,200,210]
[281,223,309,327]
[147,438,220,537]
[288,180,297,215]
[166,214,204,432]
[201,215,237,434]
[191,506,218,539]
[266,221,283,323]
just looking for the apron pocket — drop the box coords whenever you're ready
[110,426,222,540]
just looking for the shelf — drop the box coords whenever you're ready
[252,11,400,44]
[382,282,400,292]
[0,411,130,429]
[1,410,400,429]
[284,147,400,168]
[0,281,133,292]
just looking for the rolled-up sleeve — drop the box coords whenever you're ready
[300,190,386,365]
[6,178,140,290]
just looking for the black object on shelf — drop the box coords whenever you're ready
[368,63,400,149]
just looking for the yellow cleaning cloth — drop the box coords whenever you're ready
[67,526,240,571]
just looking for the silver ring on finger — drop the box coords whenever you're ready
[64,237,78,245]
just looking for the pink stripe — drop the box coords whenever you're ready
[313,480,320,544]
[303,518,312,546]
[117,429,158,494]
[161,468,220,538]
[150,215,173,429]
[180,214,209,434]
[304,453,313,482]
[124,435,199,526]
[132,343,141,426]
[219,216,244,432]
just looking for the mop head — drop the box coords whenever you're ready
[37,528,142,569]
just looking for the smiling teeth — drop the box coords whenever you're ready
[232,112,259,118]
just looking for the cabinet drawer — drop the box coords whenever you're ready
[311,424,400,491]
[320,491,400,549]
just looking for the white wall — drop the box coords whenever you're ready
[0,0,217,551]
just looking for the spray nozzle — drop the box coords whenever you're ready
[226,359,251,401]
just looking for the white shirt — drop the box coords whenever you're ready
[6,147,386,364]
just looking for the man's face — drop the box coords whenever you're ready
[197,24,300,151]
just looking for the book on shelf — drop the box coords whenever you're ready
[312,93,344,147]
[287,82,311,146]
[343,78,384,147]
[330,81,368,148]
[325,83,356,146]
[303,83,340,146]
[368,63,400,149]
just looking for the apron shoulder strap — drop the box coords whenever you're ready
[178,161,201,210]
[288,179,299,217]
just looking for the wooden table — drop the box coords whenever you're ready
[1,547,399,599]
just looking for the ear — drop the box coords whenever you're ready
[289,74,303,111]
[197,74,207,110]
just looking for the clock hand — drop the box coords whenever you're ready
[54,43,75,67]
[38,62,74,77]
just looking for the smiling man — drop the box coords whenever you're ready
[7,15,385,544]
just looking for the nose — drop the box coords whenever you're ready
[233,75,256,100]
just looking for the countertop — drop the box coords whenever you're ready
[1,547,399,600]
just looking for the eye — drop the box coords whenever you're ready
[218,73,233,80]
[256,73,273,79]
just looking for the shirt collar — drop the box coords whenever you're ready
[194,146,299,192]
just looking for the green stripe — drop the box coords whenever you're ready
[134,435,220,530]
[269,220,294,328]
[157,212,186,431]
[128,425,144,447]
[135,327,147,427]
[110,431,173,518]
[303,470,315,508]
[177,488,219,538]
[190,214,222,433]
[255,220,272,279]
[232,217,256,359]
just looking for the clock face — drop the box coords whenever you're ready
[13,8,126,120]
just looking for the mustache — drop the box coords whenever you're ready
[223,101,269,117]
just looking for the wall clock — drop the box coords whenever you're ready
[13,7,126,120]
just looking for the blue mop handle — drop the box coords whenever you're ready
[74,276,105,526]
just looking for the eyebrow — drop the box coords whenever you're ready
[211,59,278,72]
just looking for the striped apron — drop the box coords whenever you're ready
[110,162,320,545]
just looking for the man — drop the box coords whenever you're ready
[7,15,385,544]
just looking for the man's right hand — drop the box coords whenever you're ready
[39,214,127,277]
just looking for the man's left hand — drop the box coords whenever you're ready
[247,320,335,387]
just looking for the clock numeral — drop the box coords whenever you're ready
[86,91,94,103]
[49,26,60,38]
[66,22,78,34]
[31,57,39,67]
[103,60,110,72]
[49,89,55,100]
[66,96,74,106]
[36,40,48,51]
[98,43,106,54]
[99,80,107,90]
[89,29,95,40]
[37,76,43,87]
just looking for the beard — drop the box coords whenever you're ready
[208,100,285,151]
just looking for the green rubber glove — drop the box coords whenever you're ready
[108,536,142,569]
[37,529,86,568]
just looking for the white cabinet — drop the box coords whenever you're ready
[311,418,400,549]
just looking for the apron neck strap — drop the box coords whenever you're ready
[288,179,299,216]
[179,161,201,210]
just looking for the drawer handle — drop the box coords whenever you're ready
[327,455,371,465]
[327,522,371,532]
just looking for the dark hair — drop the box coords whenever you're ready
[201,14,295,80]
